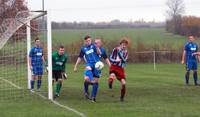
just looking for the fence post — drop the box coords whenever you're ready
[153,50,156,70]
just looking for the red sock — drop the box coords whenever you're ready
[121,85,126,98]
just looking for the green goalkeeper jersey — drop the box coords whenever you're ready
[52,51,67,71]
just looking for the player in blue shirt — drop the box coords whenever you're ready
[74,35,101,102]
[29,37,45,92]
[91,39,110,102]
[181,35,198,86]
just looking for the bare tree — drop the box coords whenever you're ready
[166,0,185,34]
[166,0,185,19]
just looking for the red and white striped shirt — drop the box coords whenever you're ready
[109,47,128,68]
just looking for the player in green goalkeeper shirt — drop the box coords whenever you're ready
[52,45,67,98]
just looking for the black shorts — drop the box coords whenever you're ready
[53,71,63,81]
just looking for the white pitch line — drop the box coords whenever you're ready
[52,100,87,117]
[0,77,87,117]
[0,77,22,89]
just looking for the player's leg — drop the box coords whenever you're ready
[193,62,198,85]
[30,66,37,91]
[91,69,101,102]
[120,79,126,102]
[55,78,63,97]
[185,63,191,85]
[37,66,43,91]
[108,73,116,89]
[84,66,94,99]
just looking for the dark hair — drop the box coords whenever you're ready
[84,35,91,40]
[120,39,129,45]
[35,37,40,42]
[59,45,64,49]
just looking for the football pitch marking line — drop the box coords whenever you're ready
[0,77,22,89]
[0,77,87,117]
[32,92,87,117]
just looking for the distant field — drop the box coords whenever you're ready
[51,28,197,49]
[1,64,200,117]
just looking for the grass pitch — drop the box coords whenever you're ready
[1,64,200,117]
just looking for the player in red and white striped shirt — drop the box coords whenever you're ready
[108,39,129,102]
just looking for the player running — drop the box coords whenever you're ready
[29,37,45,92]
[74,35,101,102]
[181,35,199,86]
[108,39,129,102]
[52,45,68,98]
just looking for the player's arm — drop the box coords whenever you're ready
[74,57,81,72]
[62,54,68,79]
[110,48,121,63]
[118,50,128,62]
[74,49,84,72]
[102,48,111,67]
[181,50,186,64]
[28,49,33,70]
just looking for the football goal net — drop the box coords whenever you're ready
[0,9,53,100]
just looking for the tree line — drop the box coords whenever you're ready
[166,0,200,37]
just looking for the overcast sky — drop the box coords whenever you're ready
[27,0,200,22]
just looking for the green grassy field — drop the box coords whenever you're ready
[1,64,200,117]
[51,28,193,49]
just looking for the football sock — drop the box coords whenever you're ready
[37,80,42,89]
[185,71,189,84]
[121,85,126,99]
[91,83,99,98]
[56,82,62,94]
[31,80,35,89]
[193,71,198,85]
[84,81,89,94]
[108,78,113,89]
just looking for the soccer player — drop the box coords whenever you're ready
[90,39,111,101]
[52,45,67,97]
[74,35,101,102]
[181,35,199,86]
[108,39,129,102]
[29,37,45,92]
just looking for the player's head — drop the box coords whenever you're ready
[188,35,195,42]
[94,39,102,48]
[119,38,129,50]
[35,37,40,47]
[58,45,65,56]
[84,35,92,46]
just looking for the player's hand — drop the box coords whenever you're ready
[45,66,48,73]
[181,60,184,64]
[62,72,68,80]
[74,67,77,72]
[30,66,33,70]
[116,57,122,62]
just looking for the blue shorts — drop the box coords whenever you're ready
[32,66,43,76]
[84,63,101,80]
[186,61,197,71]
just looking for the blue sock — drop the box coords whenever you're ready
[91,83,99,98]
[185,71,189,84]
[31,80,35,89]
[193,71,198,85]
[37,80,42,89]
[84,81,89,94]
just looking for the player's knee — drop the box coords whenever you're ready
[58,79,63,82]
[121,79,126,85]
[94,78,99,83]
[85,66,92,71]
[84,76,90,82]
[110,73,116,79]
